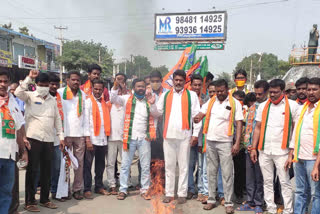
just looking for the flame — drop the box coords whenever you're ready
[146,160,176,214]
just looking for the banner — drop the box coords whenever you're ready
[0,50,12,68]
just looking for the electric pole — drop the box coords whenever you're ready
[54,25,68,87]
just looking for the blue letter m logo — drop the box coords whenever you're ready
[159,17,171,33]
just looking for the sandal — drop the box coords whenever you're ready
[236,203,254,211]
[40,201,57,209]
[24,205,40,212]
[73,191,84,200]
[203,203,216,210]
[255,206,263,214]
[162,196,174,203]
[95,188,110,196]
[110,187,118,195]
[117,192,127,200]
[141,193,151,200]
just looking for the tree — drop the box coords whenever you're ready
[117,55,169,79]
[19,26,29,35]
[217,72,235,88]
[235,53,287,81]
[57,40,113,76]
[2,23,13,30]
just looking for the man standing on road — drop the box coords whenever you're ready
[194,79,244,214]
[15,70,64,211]
[150,70,201,204]
[250,79,299,214]
[58,71,87,200]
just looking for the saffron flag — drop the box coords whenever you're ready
[162,43,197,89]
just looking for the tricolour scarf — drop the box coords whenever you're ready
[122,95,156,149]
[63,86,83,117]
[244,104,257,147]
[293,101,320,162]
[0,98,15,139]
[203,93,236,136]
[90,94,111,137]
[56,92,64,122]
[258,95,292,150]
[163,89,191,139]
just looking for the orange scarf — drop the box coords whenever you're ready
[83,80,92,96]
[163,89,191,139]
[258,95,292,150]
[203,94,235,136]
[90,95,111,137]
[123,95,156,149]
[63,86,83,117]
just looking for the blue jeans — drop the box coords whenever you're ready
[198,152,208,195]
[294,160,320,214]
[51,146,61,194]
[188,145,198,194]
[119,139,151,194]
[218,166,224,198]
[0,158,15,214]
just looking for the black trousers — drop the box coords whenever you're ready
[25,138,53,205]
[246,152,264,207]
[83,145,107,192]
[233,148,246,198]
[9,155,19,214]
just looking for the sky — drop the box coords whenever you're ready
[0,0,319,77]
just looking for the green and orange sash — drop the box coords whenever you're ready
[90,95,111,137]
[293,101,320,162]
[56,92,64,122]
[203,93,236,136]
[1,99,15,139]
[122,95,156,150]
[163,89,191,139]
[63,86,83,117]
[83,80,92,96]
[258,96,292,151]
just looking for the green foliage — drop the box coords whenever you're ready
[19,26,29,35]
[118,55,169,78]
[235,53,290,81]
[2,23,13,30]
[217,72,235,88]
[57,40,113,76]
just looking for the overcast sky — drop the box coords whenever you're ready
[1,0,319,76]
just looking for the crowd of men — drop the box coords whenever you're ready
[0,64,320,214]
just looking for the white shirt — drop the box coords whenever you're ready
[57,87,86,137]
[200,96,244,142]
[289,101,319,160]
[0,94,25,161]
[109,103,126,142]
[84,97,108,146]
[151,89,201,139]
[110,89,149,140]
[256,98,299,155]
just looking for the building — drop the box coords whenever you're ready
[0,26,60,82]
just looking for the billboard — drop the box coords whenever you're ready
[0,50,12,68]
[154,11,227,42]
[18,55,36,70]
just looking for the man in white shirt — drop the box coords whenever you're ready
[112,78,156,200]
[287,77,320,214]
[15,70,64,211]
[194,79,243,214]
[149,70,201,204]
[107,73,128,195]
[57,71,87,200]
[250,79,299,214]
[83,80,110,199]
[0,70,26,214]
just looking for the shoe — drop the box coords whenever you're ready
[73,191,84,200]
[52,193,66,202]
[186,192,194,200]
[24,204,40,212]
[39,201,57,209]
[83,191,93,200]
[177,197,187,204]
[162,196,174,203]
[95,188,110,195]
